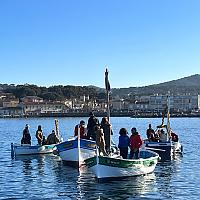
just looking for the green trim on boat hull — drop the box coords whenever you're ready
[99,156,157,168]
[85,156,158,168]
[85,156,97,168]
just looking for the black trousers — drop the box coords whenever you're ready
[119,147,128,159]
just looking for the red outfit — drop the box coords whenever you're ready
[74,125,87,138]
[130,134,143,149]
[171,132,178,142]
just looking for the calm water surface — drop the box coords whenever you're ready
[0,117,200,199]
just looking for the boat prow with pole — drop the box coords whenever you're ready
[85,68,159,181]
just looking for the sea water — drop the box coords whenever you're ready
[0,117,199,199]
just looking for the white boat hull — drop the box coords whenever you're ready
[145,140,183,160]
[173,141,182,153]
[56,138,96,166]
[85,150,159,181]
[11,143,56,156]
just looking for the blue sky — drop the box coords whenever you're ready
[0,0,200,88]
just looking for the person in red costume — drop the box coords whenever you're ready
[129,127,143,159]
[74,120,87,139]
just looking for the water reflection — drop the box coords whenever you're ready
[77,168,157,200]
[13,155,46,176]
[155,158,183,199]
[9,153,183,199]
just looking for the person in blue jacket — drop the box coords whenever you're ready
[118,128,130,159]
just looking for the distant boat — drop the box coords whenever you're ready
[56,137,96,167]
[11,119,62,157]
[11,143,56,157]
[144,94,183,160]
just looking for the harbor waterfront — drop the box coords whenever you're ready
[0,117,200,199]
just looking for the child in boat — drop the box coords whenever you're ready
[129,127,143,159]
[21,124,31,145]
[118,128,130,159]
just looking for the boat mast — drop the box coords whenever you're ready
[55,119,60,141]
[167,91,171,140]
[77,124,81,168]
[105,68,110,120]
[105,68,111,153]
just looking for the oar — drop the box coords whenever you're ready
[145,147,166,152]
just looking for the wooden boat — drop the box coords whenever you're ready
[11,119,62,157]
[84,69,159,181]
[85,149,159,182]
[144,127,183,160]
[144,94,183,160]
[11,143,56,157]
[56,137,96,167]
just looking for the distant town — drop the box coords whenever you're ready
[1,92,200,118]
[1,74,200,118]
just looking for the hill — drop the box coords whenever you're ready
[1,74,200,100]
[111,74,200,97]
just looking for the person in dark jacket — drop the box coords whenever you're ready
[87,112,99,140]
[118,128,130,159]
[146,124,155,141]
[100,117,113,153]
[46,130,59,145]
[36,125,43,145]
[21,124,31,145]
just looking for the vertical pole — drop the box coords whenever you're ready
[77,124,81,168]
[55,119,62,142]
[167,92,171,140]
[105,68,111,154]
[11,143,15,158]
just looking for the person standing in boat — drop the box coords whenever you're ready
[74,120,87,139]
[95,125,108,156]
[159,129,168,142]
[118,128,130,159]
[36,125,43,145]
[100,117,113,153]
[146,124,155,142]
[129,127,143,159]
[87,112,99,140]
[21,124,31,145]
[46,130,60,145]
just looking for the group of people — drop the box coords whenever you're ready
[146,123,179,142]
[74,112,113,156]
[21,124,60,146]
[21,113,179,159]
[118,127,143,159]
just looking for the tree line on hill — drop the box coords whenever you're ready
[1,84,100,101]
[1,74,200,101]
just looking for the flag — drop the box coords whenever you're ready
[105,68,111,92]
